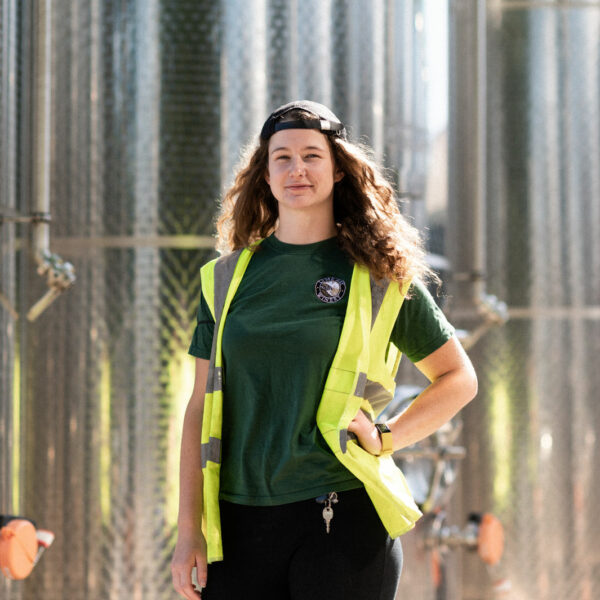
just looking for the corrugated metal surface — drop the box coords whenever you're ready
[17,2,220,597]
[1,1,20,597]
[450,1,600,599]
[2,1,599,598]
[1,2,430,599]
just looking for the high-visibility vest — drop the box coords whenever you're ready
[199,242,422,563]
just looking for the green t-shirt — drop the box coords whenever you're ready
[189,234,454,506]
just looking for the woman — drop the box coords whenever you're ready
[171,100,477,600]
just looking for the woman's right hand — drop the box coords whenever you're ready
[171,530,207,599]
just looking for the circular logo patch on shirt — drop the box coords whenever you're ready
[315,277,347,303]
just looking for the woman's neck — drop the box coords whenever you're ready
[275,210,337,245]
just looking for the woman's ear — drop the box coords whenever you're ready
[334,168,344,183]
[265,169,270,185]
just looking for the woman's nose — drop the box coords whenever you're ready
[290,158,306,176]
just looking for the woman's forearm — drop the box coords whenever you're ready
[387,365,477,450]
[386,335,477,450]
[172,358,210,597]
[348,336,477,455]
[176,358,210,531]
[177,401,205,530]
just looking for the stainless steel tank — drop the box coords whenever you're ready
[448,1,600,599]
[2,1,599,599]
[0,2,431,598]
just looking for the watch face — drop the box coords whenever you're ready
[375,423,391,434]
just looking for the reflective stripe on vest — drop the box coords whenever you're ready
[199,242,421,563]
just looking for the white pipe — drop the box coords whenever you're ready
[31,0,53,260]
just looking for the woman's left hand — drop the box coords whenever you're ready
[347,410,382,456]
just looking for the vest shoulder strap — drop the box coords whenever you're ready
[200,249,245,322]
[200,259,218,320]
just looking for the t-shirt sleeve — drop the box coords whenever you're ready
[188,290,215,359]
[391,279,455,363]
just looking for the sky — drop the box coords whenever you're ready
[423,0,449,136]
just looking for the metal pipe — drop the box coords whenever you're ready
[31,0,52,260]
[394,446,466,461]
[448,0,507,346]
[0,208,48,224]
[26,0,75,322]
[473,0,487,304]
[449,0,487,305]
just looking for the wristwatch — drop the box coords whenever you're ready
[374,423,394,456]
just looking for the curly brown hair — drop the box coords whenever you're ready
[216,130,436,287]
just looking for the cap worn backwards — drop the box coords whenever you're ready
[260,100,346,141]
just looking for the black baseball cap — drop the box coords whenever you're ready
[260,100,346,141]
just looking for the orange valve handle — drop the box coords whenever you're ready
[477,513,505,566]
[0,519,38,580]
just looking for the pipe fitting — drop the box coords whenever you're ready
[423,511,505,566]
[26,251,76,322]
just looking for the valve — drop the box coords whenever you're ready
[455,292,509,350]
[0,516,55,580]
[27,250,76,321]
[424,511,504,566]
[426,512,512,597]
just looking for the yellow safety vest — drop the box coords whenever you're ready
[199,242,422,563]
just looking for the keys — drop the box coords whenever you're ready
[318,492,338,534]
[322,506,334,533]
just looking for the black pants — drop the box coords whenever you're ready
[203,487,403,600]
